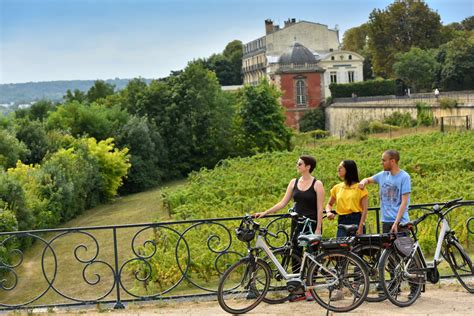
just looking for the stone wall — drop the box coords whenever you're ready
[325,91,474,136]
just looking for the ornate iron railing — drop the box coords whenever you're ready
[0,201,472,310]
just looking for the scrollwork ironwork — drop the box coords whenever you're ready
[0,201,470,311]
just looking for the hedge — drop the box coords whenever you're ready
[329,79,396,98]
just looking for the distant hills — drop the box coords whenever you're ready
[0,78,152,106]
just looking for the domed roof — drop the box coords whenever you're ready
[278,42,316,65]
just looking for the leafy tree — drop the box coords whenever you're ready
[6,162,58,229]
[0,171,33,232]
[342,24,373,80]
[367,0,442,77]
[195,40,243,85]
[14,119,49,164]
[342,24,368,53]
[77,138,130,199]
[168,63,234,172]
[234,79,292,155]
[437,37,474,90]
[14,100,55,121]
[299,108,325,132]
[0,129,29,169]
[461,16,474,31]
[116,115,167,193]
[64,89,87,103]
[46,101,129,140]
[86,80,115,103]
[222,40,243,85]
[120,78,149,115]
[393,47,439,92]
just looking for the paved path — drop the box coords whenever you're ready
[43,284,474,316]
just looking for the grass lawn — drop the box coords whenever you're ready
[0,181,185,307]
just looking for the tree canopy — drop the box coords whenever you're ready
[367,0,442,77]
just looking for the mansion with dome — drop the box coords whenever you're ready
[242,19,364,129]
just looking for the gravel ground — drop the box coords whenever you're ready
[11,283,472,316]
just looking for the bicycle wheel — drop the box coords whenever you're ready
[217,258,271,314]
[306,251,369,312]
[379,248,423,307]
[262,247,302,304]
[353,244,386,302]
[445,239,474,293]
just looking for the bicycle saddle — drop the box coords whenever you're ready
[399,221,415,229]
[338,224,358,234]
[297,234,322,244]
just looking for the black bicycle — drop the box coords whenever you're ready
[340,224,391,302]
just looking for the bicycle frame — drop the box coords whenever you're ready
[434,218,451,263]
[253,233,339,290]
[395,205,459,283]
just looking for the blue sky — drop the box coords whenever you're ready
[0,0,472,84]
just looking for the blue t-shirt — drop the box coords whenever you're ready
[372,170,411,223]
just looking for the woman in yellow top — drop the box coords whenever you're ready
[325,160,368,237]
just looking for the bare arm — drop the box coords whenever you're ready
[391,193,410,233]
[357,195,369,235]
[358,176,375,189]
[325,196,336,221]
[254,179,295,218]
[315,180,325,234]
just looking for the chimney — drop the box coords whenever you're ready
[284,18,296,28]
[265,19,274,34]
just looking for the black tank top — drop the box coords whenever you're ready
[292,177,318,220]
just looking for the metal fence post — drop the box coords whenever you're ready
[113,228,125,309]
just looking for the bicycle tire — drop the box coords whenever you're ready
[261,247,302,304]
[217,258,271,314]
[353,243,386,302]
[306,251,369,312]
[379,247,423,307]
[445,239,474,293]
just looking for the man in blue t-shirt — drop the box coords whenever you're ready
[358,149,411,233]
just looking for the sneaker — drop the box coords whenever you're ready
[375,283,383,292]
[305,291,314,301]
[289,294,306,302]
[246,290,258,299]
[331,289,344,301]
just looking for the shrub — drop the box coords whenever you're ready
[416,102,434,126]
[298,108,325,132]
[439,97,458,109]
[383,111,417,127]
[357,120,397,135]
[307,130,330,139]
[329,79,396,98]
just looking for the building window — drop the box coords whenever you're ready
[348,71,355,83]
[349,55,352,60]
[330,72,337,83]
[331,56,335,61]
[296,79,307,106]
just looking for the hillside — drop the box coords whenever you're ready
[164,131,474,248]
[0,78,152,105]
[0,182,184,307]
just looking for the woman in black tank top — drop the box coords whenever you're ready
[254,155,324,301]
[254,155,324,233]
